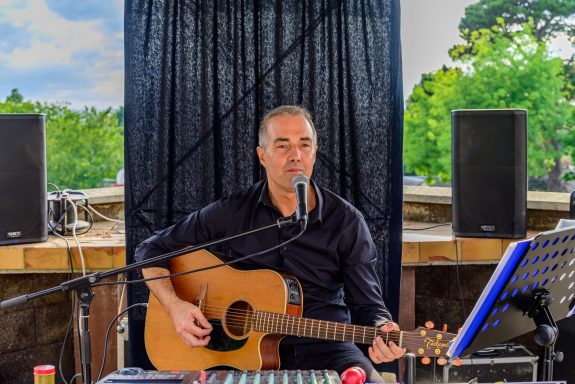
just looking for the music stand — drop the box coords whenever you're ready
[447,225,575,381]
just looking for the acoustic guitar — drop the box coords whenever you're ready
[145,250,455,370]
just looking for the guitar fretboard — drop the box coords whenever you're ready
[253,311,399,346]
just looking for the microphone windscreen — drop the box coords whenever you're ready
[291,174,309,187]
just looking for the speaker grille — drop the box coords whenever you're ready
[0,114,47,245]
[452,109,527,238]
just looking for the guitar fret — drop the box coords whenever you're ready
[273,313,280,333]
[147,251,456,369]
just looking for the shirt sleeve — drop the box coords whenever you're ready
[134,200,227,269]
[339,209,393,327]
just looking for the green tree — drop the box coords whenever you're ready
[457,0,575,100]
[0,90,124,189]
[404,23,575,191]
[459,0,575,41]
[6,88,23,104]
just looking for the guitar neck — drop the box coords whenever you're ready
[253,311,395,345]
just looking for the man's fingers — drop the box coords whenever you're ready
[180,332,211,348]
[194,315,213,330]
[370,337,406,363]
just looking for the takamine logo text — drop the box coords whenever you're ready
[480,224,496,232]
[425,337,449,350]
[6,231,23,239]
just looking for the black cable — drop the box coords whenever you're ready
[49,223,76,384]
[452,228,467,320]
[403,222,452,231]
[96,303,148,382]
[49,212,88,382]
[75,203,94,235]
[92,224,307,288]
[452,226,472,371]
[48,193,93,236]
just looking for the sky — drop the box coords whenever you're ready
[0,0,124,109]
[0,0,573,109]
[401,0,478,98]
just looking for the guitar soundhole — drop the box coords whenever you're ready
[224,300,253,339]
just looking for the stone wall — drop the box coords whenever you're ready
[0,188,124,384]
[0,273,75,384]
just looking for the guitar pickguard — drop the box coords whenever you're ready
[205,319,248,352]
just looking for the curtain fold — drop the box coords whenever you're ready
[125,0,403,368]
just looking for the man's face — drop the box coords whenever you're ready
[256,114,317,193]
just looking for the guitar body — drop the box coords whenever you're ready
[145,250,303,371]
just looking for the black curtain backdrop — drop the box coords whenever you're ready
[124,0,403,369]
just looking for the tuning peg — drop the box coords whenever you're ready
[442,324,447,332]
[452,358,463,367]
[437,358,448,366]
[424,321,435,329]
[421,357,431,365]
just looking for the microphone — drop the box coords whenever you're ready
[291,174,309,230]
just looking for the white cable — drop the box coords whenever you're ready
[68,197,86,277]
[117,276,127,314]
[87,205,124,224]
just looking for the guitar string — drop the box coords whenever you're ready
[170,302,453,345]
[200,305,451,344]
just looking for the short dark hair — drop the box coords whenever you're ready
[259,105,317,148]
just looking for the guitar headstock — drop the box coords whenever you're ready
[403,326,456,361]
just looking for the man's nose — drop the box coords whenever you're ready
[287,145,303,160]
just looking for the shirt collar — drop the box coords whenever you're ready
[257,179,324,224]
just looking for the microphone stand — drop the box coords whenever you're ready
[0,214,306,384]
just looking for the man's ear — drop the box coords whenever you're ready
[256,146,266,167]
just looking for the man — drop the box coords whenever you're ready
[136,105,405,381]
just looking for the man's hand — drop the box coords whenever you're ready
[142,266,213,348]
[368,322,406,364]
[167,298,213,347]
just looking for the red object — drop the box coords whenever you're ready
[340,367,366,384]
[34,365,55,375]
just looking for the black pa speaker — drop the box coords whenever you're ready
[452,109,527,238]
[0,114,48,245]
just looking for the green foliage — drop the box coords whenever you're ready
[459,0,575,41]
[0,91,124,189]
[6,88,23,104]
[404,23,575,189]
[404,67,462,183]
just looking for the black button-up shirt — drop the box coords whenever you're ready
[135,180,392,345]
